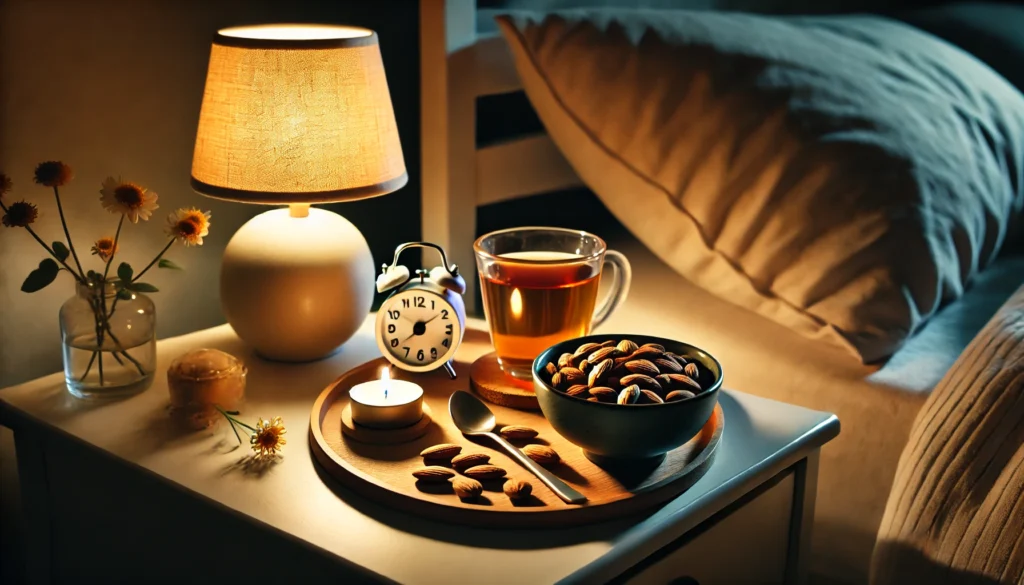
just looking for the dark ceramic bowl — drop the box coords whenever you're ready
[532,334,722,465]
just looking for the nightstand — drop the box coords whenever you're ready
[0,317,838,584]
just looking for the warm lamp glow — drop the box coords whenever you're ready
[190,24,407,204]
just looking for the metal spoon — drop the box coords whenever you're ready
[448,391,587,505]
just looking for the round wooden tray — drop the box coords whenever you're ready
[309,356,724,528]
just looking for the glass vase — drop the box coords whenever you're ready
[60,281,156,399]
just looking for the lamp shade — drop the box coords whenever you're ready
[190,24,407,203]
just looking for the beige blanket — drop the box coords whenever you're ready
[872,285,1024,584]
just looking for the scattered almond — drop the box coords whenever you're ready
[452,476,483,499]
[412,466,455,481]
[499,425,539,440]
[504,479,533,499]
[463,464,507,480]
[451,453,490,470]
[420,443,462,460]
[522,444,560,465]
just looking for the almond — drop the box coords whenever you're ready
[451,453,490,470]
[566,384,590,397]
[655,374,674,388]
[573,342,601,358]
[667,352,689,365]
[599,339,618,348]
[420,443,462,460]
[640,389,664,404]
[522,444,560,465]
[666,390,696,402]
[578,359,590,373]
[619,373,662,392]
[629,347,664,361]
[588,358,614,387]
[452,476,483,499]
[684,362,699,378]
[544,362,558,377]
[666,373,701,391]
[624,359,659,377]
[412,466,455,481]
[613,355,632,368]
[557,352,573,369]
[559,367,586,384]
[617,384,641,405]
[589,386,617,401]
[654,357,683,373]
[551,371,564,389]
[463,464,507,480]
[504,479,533,499]
[616,339,639,354]
[587,346,619,364]
[640,342,666,352]
[499,425,538,440]
[587,397,600,402]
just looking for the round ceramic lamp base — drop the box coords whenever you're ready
[221,206,374,362]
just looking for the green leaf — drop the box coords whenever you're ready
[21,259,60,293]
[116,289,134,300]
[129,282,159,293]
[226,411,240,416]
[87,269,99,281]
[117,262,133,284]
[158,258,183,271]
[52,241,70,262]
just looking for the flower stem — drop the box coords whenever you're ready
[22,223,84,283]
[52,186,85,279]
[132,238,175,283]
[101,322,146,376]
[102,215,124,282]
[78,351,97,381]
[216,406,257,444]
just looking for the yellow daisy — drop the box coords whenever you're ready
[100,177,159,223]
[165,207,211,246]
[90,237,119,263]
[2,201,39,227]
[250,416,286,458]
[34,161,73,187]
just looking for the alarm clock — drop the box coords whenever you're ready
[375,242,467,379]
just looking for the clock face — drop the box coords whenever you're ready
[378,289,462,371]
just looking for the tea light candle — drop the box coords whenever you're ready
[348,367,424,429]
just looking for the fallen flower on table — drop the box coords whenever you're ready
[216,406,287,458]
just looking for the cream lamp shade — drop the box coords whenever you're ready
[190,24,407,362]
[191,24,407,203]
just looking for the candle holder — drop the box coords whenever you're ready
[340,403,434,446]
[342,367,433,445]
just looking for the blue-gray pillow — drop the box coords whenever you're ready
[497,10,1024,362]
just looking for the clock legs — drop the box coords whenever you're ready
[443,360,457,380]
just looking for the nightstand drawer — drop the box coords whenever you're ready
[627,471,795,585]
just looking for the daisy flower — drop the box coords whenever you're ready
[165,207,211,246]
[250,417,286,458]
[2,201,39,227]
[90,237,119,263]
[34,161,73,187]
[100,177,159,223]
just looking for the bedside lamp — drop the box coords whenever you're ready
[191,24,406,362]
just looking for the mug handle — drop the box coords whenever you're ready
[591,249,632,328]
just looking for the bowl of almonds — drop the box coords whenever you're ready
[532,335,722,464]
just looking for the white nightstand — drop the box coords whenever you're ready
[0,317,838,584]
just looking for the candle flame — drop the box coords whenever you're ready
[510,287,523,319]
[381,366,390,399]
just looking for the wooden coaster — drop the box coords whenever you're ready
[469,352,540,410]
[341,403,434,445]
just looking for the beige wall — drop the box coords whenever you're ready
[0,0,421,388]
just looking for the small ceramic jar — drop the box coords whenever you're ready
[167,348,246,429]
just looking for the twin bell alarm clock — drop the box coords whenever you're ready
[375,242,467,379]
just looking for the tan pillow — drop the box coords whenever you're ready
[496,11,1024,362]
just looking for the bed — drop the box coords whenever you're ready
[418,1,1024,582]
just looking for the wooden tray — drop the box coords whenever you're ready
[310,355,723,528]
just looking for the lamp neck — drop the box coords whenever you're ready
[289,203,311,218]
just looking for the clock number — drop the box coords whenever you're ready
[431,347,437,359]
[401,298,410,308]
[390,338,398,348]
[431,300,435,310]
[442,339,450,348]
[416,349,425,361]
[445,324,453,335]
[415,296,425,308]
[388,310,400,320]
[387,324,396,334]
[441,309,449,320]
[403,346,410,358]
